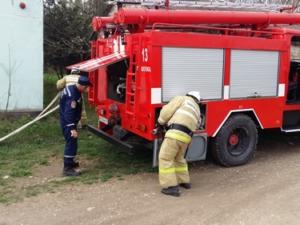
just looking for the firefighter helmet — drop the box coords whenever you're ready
[187,91,201,102]
[71,68,80,75]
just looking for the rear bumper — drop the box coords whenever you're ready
[87,124,133,149]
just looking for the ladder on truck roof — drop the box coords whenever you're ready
[110,0,300,12]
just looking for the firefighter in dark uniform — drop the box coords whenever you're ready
[60,75,92,176]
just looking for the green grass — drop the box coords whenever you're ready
[0,73,154,204]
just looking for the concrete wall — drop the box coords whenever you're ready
[0,0,43,112]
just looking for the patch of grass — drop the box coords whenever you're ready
[100,173,113,182]
[10,166,32,177]
[0,73,154,204]
[0,184,21,204]
[0,194,17,204]
[25,187,43,198]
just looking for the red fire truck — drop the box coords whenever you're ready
[68,0,300,167]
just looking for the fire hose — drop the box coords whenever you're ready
[0,93,60,143]
[0,91,88,143]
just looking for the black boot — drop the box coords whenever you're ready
[161,186,180,197]
[179,183,191,189]
[63,166,81,176]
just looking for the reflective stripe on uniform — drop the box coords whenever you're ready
[175,165,188,173]
[66,123,75,127]
[66,86,71,97]
[175,109,198,124]
[64,155,75,158]
[184,100,200,118]
[159,167,176,174]
[159,165,188,174]
[165,131,191,144]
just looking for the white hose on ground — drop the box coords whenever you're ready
[0,94,60,143]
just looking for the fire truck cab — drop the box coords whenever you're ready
[68,3,300,167]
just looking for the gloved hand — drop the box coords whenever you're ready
[152,123,164,135]
[156,123,166,133]
[156,122,165,129]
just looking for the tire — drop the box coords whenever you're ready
[211,114,258,167]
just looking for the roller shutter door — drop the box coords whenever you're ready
[230,50,279,98]
[162,47,224,102]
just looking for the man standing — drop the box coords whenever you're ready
[60,75,92,176]
[57,68,88,127]
[157,91,201,197]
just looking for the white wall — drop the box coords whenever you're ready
[0,0,43,112]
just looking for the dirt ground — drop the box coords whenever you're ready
[1,131,300,225]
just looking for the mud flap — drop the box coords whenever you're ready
[152,138,162,167]
[152,133,207,167]
[186,133,207,162]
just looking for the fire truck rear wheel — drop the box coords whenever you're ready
[211,114,258,167]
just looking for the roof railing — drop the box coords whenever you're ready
[108,0,300,12]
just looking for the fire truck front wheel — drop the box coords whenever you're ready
[211,114,258,167]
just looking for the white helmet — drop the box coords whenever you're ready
[187,91,201,102]
[71,68,80,75]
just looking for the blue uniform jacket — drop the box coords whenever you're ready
[60,85,82,130]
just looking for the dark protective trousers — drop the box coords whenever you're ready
[62,127,78,167]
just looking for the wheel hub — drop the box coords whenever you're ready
[229,134,239,146]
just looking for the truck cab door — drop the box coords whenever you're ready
[287,36,300,104]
